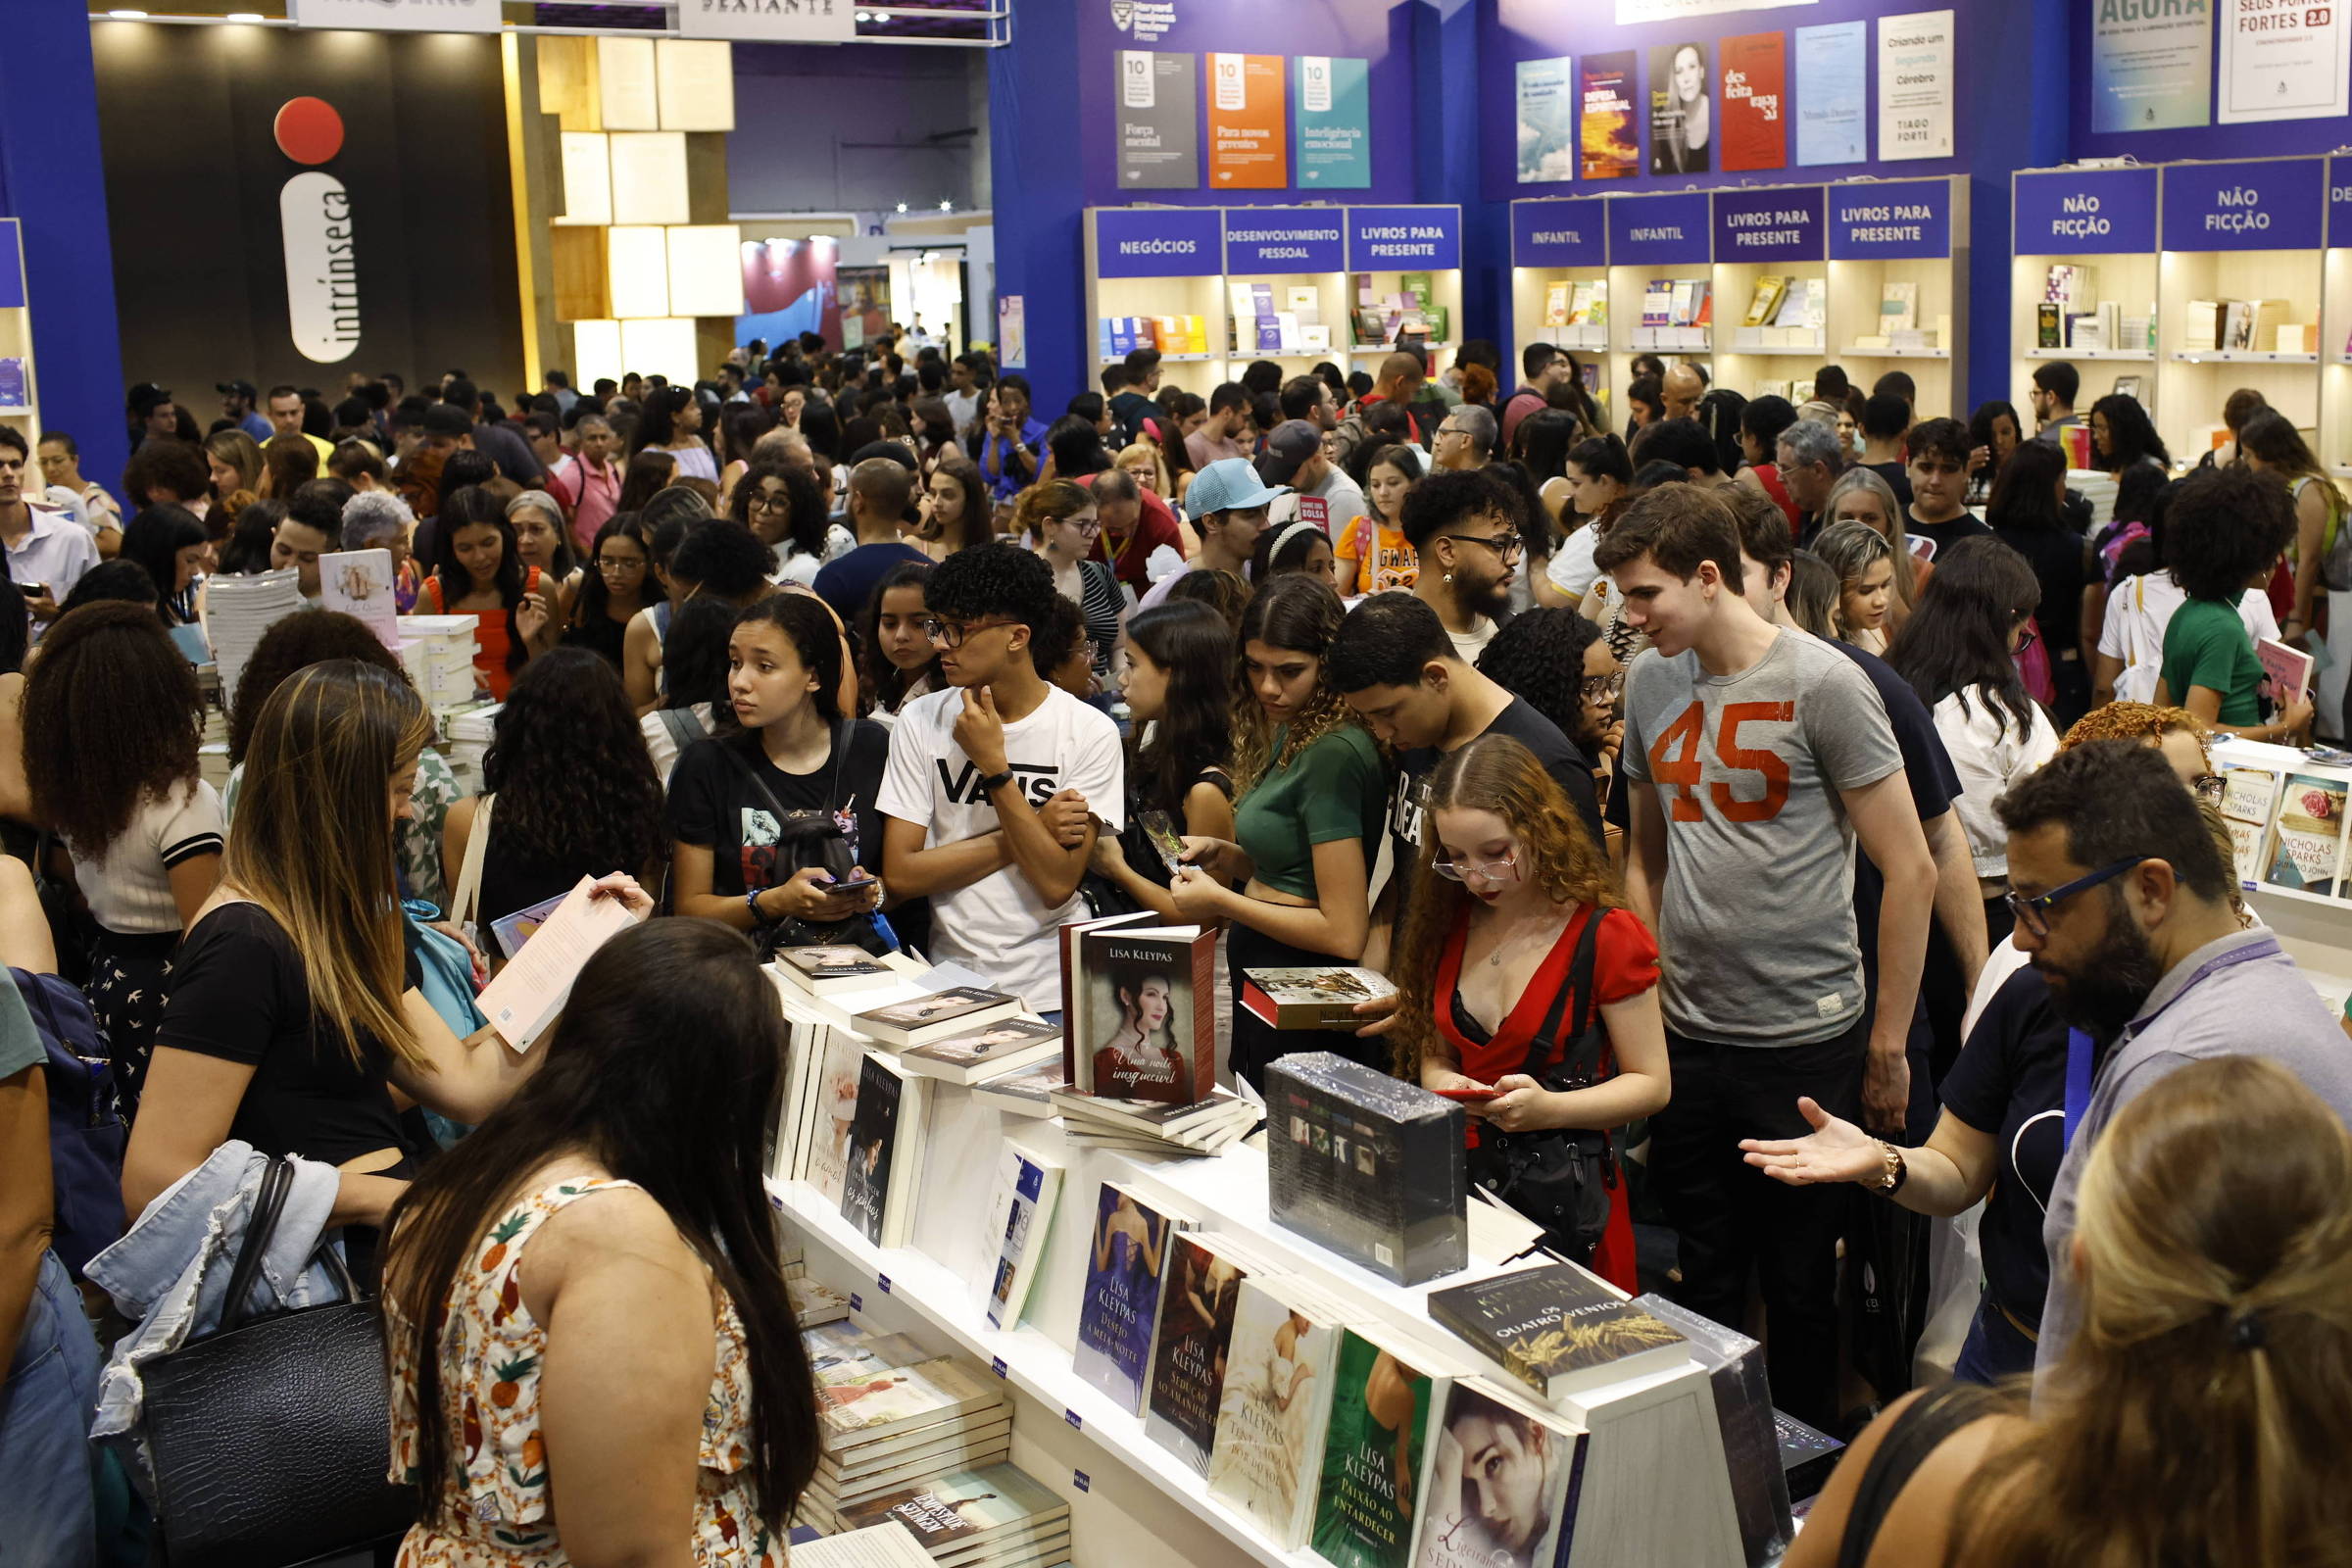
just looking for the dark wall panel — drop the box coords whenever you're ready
[93,24,523,406]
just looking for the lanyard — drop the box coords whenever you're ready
[2060,938,2277,1152]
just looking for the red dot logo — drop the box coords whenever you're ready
[273,97,345,166]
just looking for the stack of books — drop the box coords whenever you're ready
[1350,271,1448,348]
[831,1461,1072,1567]
[1097,316,1157,359]
[1225,283,1331,355]
[1634,277,1712,350]
[1427,1261,1691,1403]
[773,945,899,1003]
[396,613,481,710]
[1049,1087,1259,1155]
[2180,298,2297,354]
[196,665,231,792]
[441,703,500,793]
[207,566,307,711]
[1264,1052,1468,1284]
[802,1358,1013,1535]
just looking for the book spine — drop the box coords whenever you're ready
[1189,932,1216,1104]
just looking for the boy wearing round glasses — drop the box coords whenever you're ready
[1400,467,1523,662]
[877,545,1122,1022]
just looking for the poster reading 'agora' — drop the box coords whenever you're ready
[1206,53,1288,187]
[2092,0,2213,131]
[1718,31,1788,170]
[1579,51,1642,179]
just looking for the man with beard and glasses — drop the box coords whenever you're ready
[1400,466,1522,662]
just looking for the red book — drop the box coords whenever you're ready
[1719,32,1788,172]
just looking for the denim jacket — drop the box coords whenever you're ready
[82,1140,348,1447]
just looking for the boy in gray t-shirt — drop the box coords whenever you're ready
[1595,486,1935,1430]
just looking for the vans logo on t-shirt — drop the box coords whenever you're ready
[936,759,1062,808]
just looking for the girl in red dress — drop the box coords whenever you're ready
[1386,733,1670,1290]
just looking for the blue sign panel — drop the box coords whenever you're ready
[1828,179,1952,260]
[1095,207,1225,279]
[1712,185,1827,262]
[2012,167,2158,256]
[1223,208,1347,273]
[1345,206,1461,270]
[1512,199,1608,269]
[2161,159,2326,254]
[1607,191,1712,267]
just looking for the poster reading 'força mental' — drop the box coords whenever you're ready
[1116,51,1200,189]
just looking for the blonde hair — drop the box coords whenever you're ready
[227,661,435,1070]
[1814,517,1896,640]
[1824,466,1920,612]
[1389,734,1619,1078]
[1947,1055,2352,1568]
[1114,441,1171,496]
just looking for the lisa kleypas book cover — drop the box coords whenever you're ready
[1310,1325,1450,1568]
[1067,922,1216,1104]
[1412,1379,1589,1568]
[1143,1234,1255,1474]
[1071,1181,1192,1415]
[1204,1275,1348,1551]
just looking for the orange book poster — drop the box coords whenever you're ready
[1206,53,1288,188]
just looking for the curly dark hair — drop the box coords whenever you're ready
[60,560,159,616]
[923,538,1056,642]
[669,518,775,599]
[1476,607,1606,748]
[1123,601,1234,817]
[1163,565,1249,633]
[857,559,943,715]
[1231,573,1357,793]
[2167,464,2295,603]
[122,438,208,512]
[729,458,828,564]
[228,609,411,763]
[2091,393,2170,473]
[661,597,739,713]
[24,601,204,856]
[481,647,667,878]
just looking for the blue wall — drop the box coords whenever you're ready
[1,0,126,490]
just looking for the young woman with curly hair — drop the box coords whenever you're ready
[417,484,555,702]
[1386,733,1666,1285]
[224,610,463,914]
[1170,574,1386,1086]
[23,602,222,1104]
[442,647,668,964]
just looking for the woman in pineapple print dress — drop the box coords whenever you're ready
[385,919,824,1565]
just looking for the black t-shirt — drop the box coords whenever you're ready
[1390,699,1600,922]
[1905,511,1992,563]
[1994,524,2088,658]
[1938,963,2067,1329]
[666,722,891,898]
[156,902,422,1168]
[1865,461,1915,511]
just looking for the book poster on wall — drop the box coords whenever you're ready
[2091,0,2213,130]
[1517,56,1578,182]
[1206,53,1288,187]
[1616,0,1824,22]
[1877,10,1954,160]
[2219,0,2349,122]
[1794,20,1867,165]
[1719,31,1788,169]
[1295,56,1371,188]
[1116,51,1200,189]
[1649,41,1715,174]
[1579,52,1642,178]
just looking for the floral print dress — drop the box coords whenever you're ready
[387,1175,784,1567]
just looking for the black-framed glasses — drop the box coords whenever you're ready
[2192,772,2227,803]
[2005,857,2142,939]
[2013,623,2039,653]
[1446,533,1524,559]
[748,490,792,514]
[1581,671,1625,702]
[922,616,1017,649]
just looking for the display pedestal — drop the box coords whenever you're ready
[771,983,1746,1568]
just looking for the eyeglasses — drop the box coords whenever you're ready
[1433,848,1522,885]
[922,616,1017,649]
[2013,624,2039,653]
[2004,857,2142,939]
[749,491,792,514]
[1065,516,1102,535]
[597,555,647,573]
[1581,671,1625,702]
[2192,772,2227,803]
[1445,533,1525,559]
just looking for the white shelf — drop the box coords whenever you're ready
[1717,344,1827,358]
[2332,464,2352,479]
[1099,352,1220,364]
[2170,350,2319,365]
[772,1174,1324,1568]
[2013,345,2155,362]
[1839,344,1950,359]
[1348,340,1454,356]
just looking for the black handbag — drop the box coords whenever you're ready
[1464,908,1620,1264]
[138,1155,416,1568]
[718,721,890,956]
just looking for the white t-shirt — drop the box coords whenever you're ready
[1447,617,1497,662]
[641,702,716,786]
[877,684,1126,1010]
[1548,522,1601,602]
[2095,574,2278,704]
[1930,687,2061,883]
[74,777,224,936]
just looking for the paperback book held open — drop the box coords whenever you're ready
[476,874,645,1052]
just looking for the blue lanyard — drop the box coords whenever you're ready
[2060,938,2277,1152]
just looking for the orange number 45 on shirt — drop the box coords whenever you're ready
[1648,700,1795,822]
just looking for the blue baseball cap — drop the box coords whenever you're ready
[1186,457,1289,517]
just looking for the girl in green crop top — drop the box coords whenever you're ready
[1171,576,1388,1087]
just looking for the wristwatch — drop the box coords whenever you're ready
[1874,1139,1908,1195]
[975,768,1015,798]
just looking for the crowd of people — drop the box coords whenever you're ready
[4,328,2350,1566]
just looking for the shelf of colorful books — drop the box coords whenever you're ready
[1086,207,1233,387]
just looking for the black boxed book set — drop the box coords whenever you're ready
[1263,1053,1468,1285]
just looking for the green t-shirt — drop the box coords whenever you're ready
[2161,596,2265,726]
[0,969,43,1081]
[1233,723,1386,901]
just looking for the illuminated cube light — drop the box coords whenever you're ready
[596,36,660,130]
[554,133,612,227]
[655,39,735,132]
[609,133,689,226]
[606,225,670,320]
[665,224,745,318]
[571,318,623,388]
[619,318,700,385]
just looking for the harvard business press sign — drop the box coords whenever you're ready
[284,0,501,32]
[274,98,361,364]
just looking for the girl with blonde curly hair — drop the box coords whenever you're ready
[1169,573,1384,1087]
[1386,733,1668,1286]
